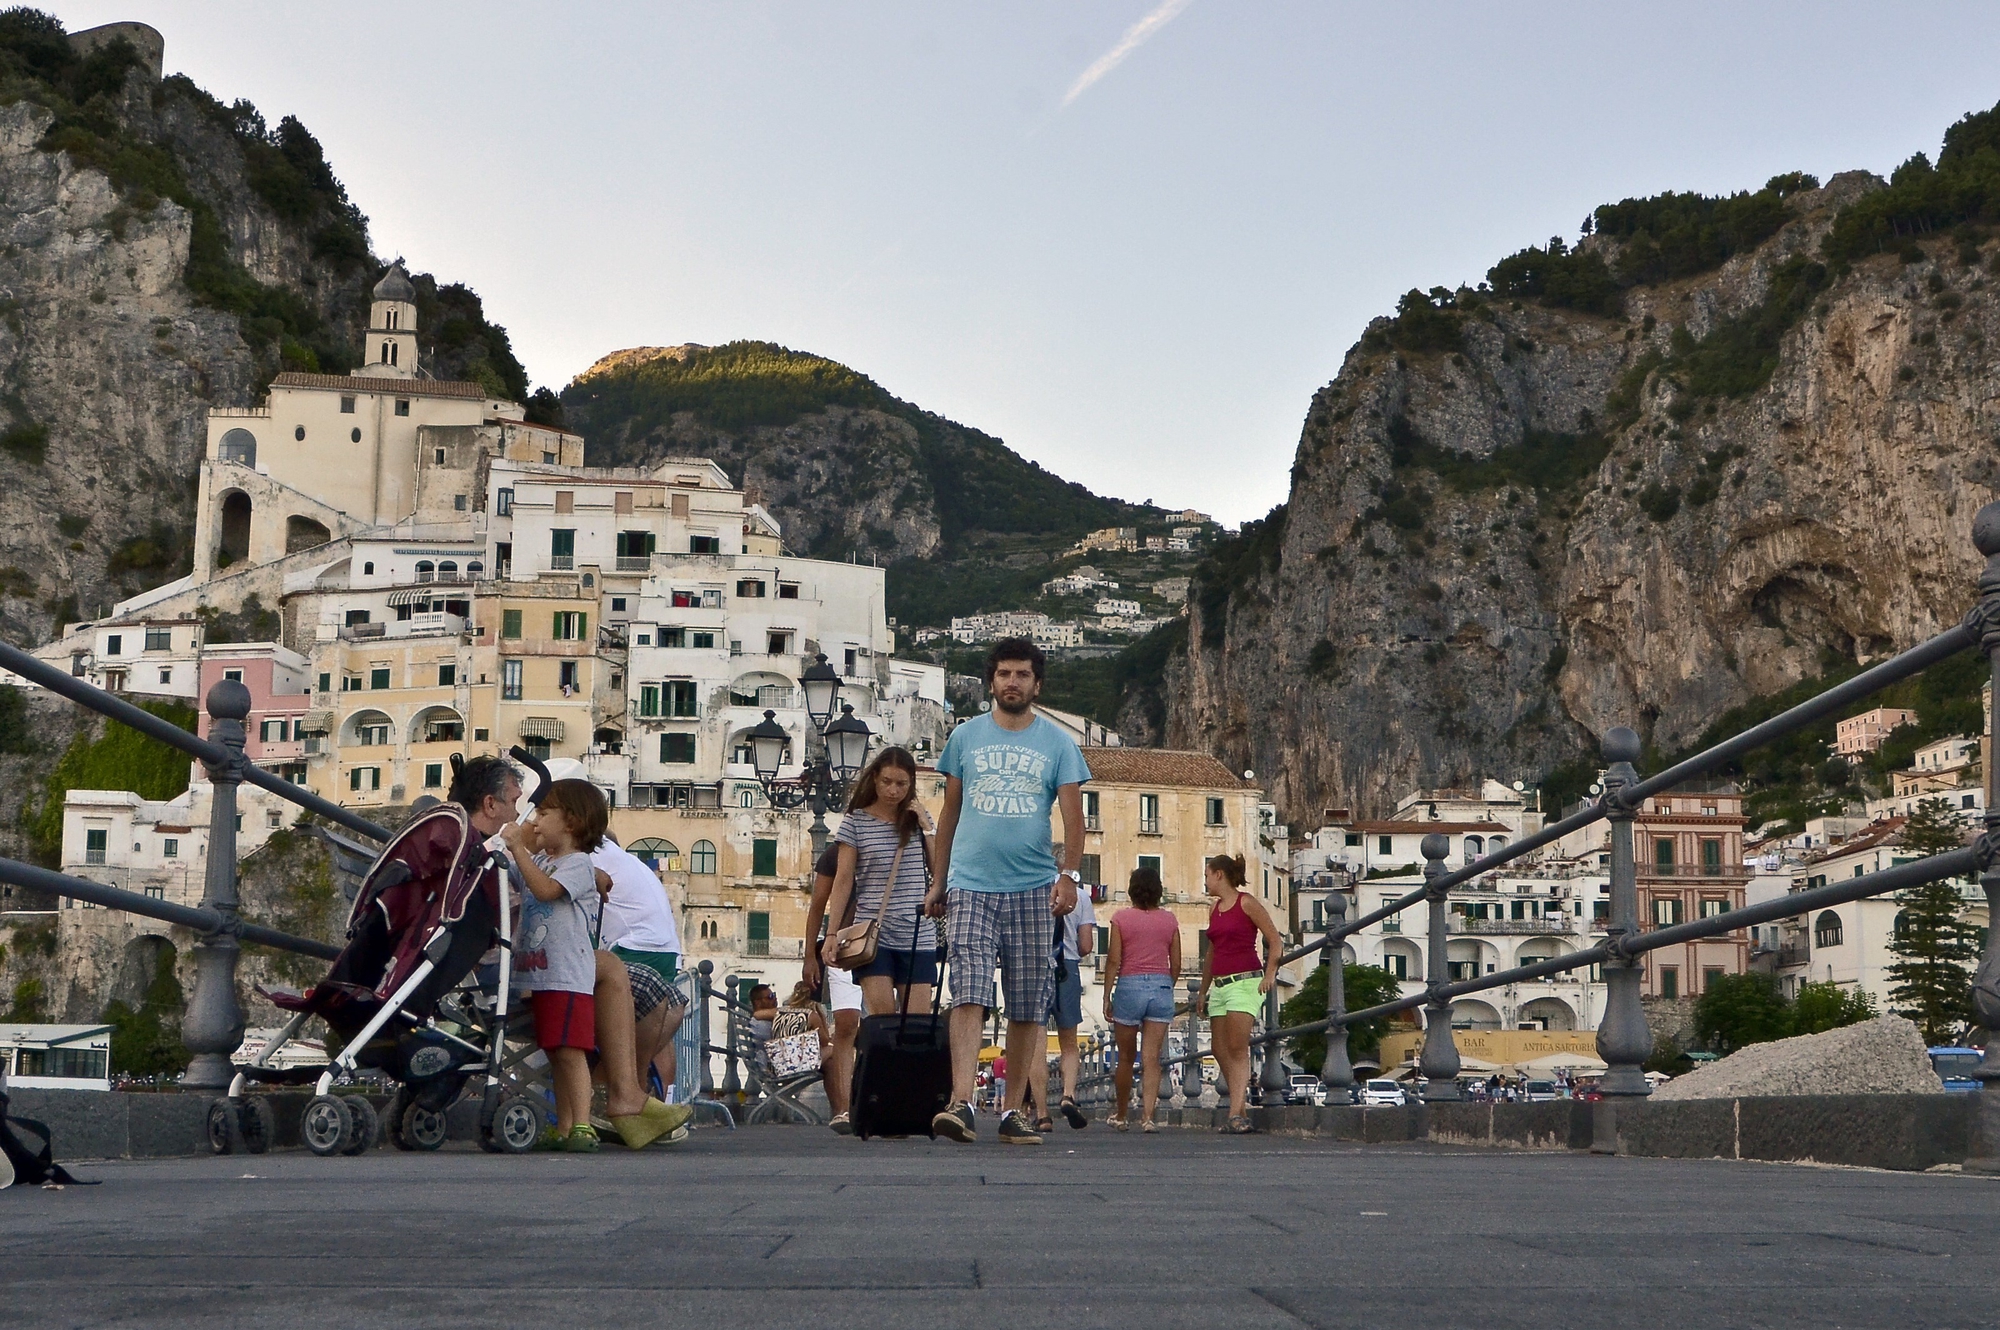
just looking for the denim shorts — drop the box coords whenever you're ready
[1047,965,1082,1030]
[1111,973,1176,1026]
[853,946,939,988]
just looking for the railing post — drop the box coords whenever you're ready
[1319,887,1354,1095]
[1258,980,1288,1106]
[1418,833,1461,1102]
[1595,726,1654,1121]
[1967,504,2000,1172]
[179,679,251,1092]
[722,971,742,1099]
[697,961,717,1099]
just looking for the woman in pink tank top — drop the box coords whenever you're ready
[1101,866,1183,1131]
[1199,853,1281,1134]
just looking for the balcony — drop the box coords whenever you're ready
[1139,818,1161,836]
[1774,944,1810,969]
[615,556,651,573]
[745,938,805,960]
[1449,917,1572,935]
[1380,918,1401,934]
[1084,815,1101,832]
[1640,863,1746,879]
[550,555,575,571]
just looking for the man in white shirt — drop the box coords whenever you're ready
[594,834,688,1102]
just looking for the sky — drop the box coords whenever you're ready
[46,2,2000,523]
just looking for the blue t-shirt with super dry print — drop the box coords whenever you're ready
[938,713,1091,893]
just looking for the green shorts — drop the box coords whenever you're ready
[1207,974,1263,1018]
[612,947,678,986]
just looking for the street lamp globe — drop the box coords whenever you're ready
[746,710,790,783]
[823,704,873,781]
[801,654,841,729]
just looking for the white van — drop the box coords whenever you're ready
[1361,1078,1405,1106]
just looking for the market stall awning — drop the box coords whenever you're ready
[295,711,334,735]
[518,717,564,741]
[387,589,439,607]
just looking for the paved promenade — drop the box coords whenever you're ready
[3,1129,1991,1328]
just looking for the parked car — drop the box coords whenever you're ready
[1929,1046,1983,1092]
[1361,1078,1406,1107]
[1522,1079,1560,1103]
[1286,1075,1325,1106]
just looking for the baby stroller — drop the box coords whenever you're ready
[209,754,550,1157]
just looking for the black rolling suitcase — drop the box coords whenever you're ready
[850,885,952,1139]
[850,989,952,1139]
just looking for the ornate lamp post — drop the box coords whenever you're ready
[746,655,874,860]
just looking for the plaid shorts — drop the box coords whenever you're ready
[623,958,671,1021]
[947,888,1056,1018]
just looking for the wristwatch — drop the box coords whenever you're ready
[1060,869,1081,885]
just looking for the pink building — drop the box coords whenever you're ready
[196,643,311,780]
[1835,706,1916,758]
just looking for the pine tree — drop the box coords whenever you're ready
[1885,798,1980,1045]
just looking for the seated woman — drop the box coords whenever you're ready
[765,980,830,1081]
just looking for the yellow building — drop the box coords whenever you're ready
[302,626,471,807]
[472,580,617,767]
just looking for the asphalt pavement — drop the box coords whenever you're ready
[3,1126,1992,1328]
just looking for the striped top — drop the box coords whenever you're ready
[834,810,938,952]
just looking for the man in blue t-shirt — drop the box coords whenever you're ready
[928,637,1091,1145]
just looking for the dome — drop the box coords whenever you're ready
[372,260,415,304]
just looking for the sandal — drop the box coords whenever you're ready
[1035,1117,1055,1135]
[1141,1119,1158,1134]
[1060,1096,1088,1130]
[1225,1115,1255,1135]
[1108,1116,1128,1132]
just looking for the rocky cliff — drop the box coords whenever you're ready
[1172,129,2000,826]
[0,14,531,643]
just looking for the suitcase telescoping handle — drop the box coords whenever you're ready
[894,830,945,1041]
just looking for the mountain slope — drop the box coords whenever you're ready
[1172,104,2000,827]
[561,341,1161,627]
[0,11,528,640]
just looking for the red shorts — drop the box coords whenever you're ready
[531,990,597,1051]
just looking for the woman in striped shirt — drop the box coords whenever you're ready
[820,747,939,1015]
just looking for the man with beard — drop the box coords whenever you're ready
[927,638,1090,1145]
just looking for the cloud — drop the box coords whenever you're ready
[1061,0,1194,108]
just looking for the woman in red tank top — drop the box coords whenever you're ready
[1199,853,1281,1134]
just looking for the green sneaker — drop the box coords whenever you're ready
[562,1124,601,1152]
[534,1126,564,1151]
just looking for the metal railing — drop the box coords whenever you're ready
[1127,506,2000,1169]
[0,639,390,1090]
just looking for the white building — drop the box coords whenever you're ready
[1094,598,1142,618]
[1770,814,1986,1012]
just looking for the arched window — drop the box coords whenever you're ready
[689,840,717,875]
[1463,834,1484,864]
[218,428,256,466]
[1814,910,1844,949]
[363,562,374,575]
[627,838,680,870]
[438,561,458,580]
[1489,835,1508,851]
[415,560,435,583]
[467,560,484,578]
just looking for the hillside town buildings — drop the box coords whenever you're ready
[37,265,950,957]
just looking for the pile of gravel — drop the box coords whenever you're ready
[1652,1015,1946,1100]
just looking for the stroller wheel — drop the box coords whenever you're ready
[205,1099,240,1156]
[340,1096,379,1155]
[385,1088,415,1151]
[400,1099,449,1151]
[238,1097,276,1155]
[484,1095,541,1155]
[303,1095,356,1156]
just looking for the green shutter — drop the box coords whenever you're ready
[502,609,522,639]
[752,838,777,876]
[748,912,769,943]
